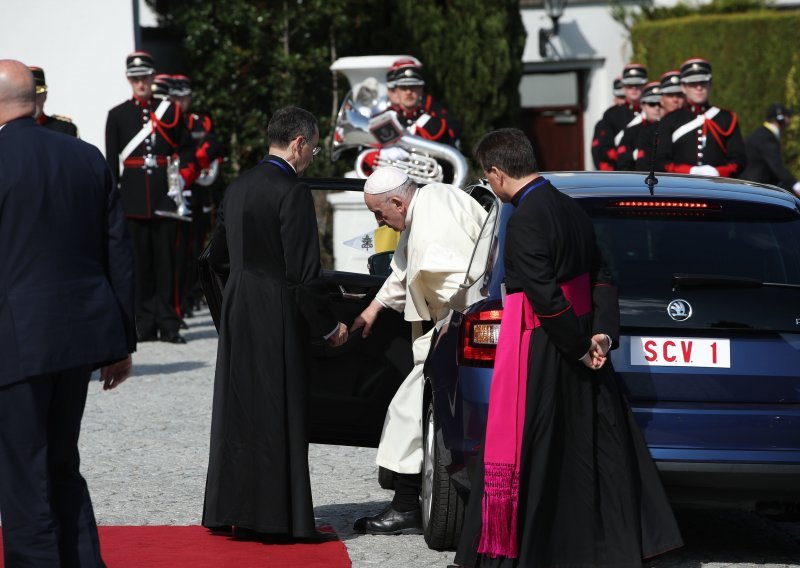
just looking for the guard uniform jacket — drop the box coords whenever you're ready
[37,113,78,137]
[616,119,659,172]
[390,96,458,147]
[105,96,199,219]
[595,102,640,170]
[741,124,798,190]
[655,103,746,178]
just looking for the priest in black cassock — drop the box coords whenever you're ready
[454,129,683,567]
[201,107,348,539]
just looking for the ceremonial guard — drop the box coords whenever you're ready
[386,58,460,146]
[595,64,648,170]
[362,59,461,181]
[659,70,685,115]
[655,58,746,177]
[616,82,662,172]
[742,104,799,193]
[173,74,222,317]
[29,66,78,137]
[105,52,199,343]
[591,77,625,169]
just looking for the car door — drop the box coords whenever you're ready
[306,179,413,448]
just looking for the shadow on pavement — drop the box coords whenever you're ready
[314,501,394,541]
[645,509,800,567]
[133,361,208,376]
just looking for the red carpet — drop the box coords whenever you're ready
[0,526,351,568]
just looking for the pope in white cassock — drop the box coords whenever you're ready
[351,167,488,535]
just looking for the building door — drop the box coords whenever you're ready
[518,71,584,171]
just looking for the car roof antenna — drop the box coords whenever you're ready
[644,121,659,196]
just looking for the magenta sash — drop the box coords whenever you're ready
[478,273,591,558]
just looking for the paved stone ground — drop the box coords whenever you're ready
[72,309,800,567]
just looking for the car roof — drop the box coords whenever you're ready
[546,171,799,210]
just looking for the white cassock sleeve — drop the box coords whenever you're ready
[375,268,406,312]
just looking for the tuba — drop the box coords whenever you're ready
[155,156,192,222]
[332,88,468,188]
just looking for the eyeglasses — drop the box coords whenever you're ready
[643,102,661,108]
[685,81,710,89]
[312,146,322,157]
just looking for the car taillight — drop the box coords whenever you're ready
[460,309,503,367]
[607,199,721,214]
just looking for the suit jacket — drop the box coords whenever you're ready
[741,125,798,189]
[0,118,136,387]
[376,183,488,323]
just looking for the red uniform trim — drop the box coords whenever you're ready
[665,163,692,174]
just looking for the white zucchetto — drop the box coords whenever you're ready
[364,166,409,195]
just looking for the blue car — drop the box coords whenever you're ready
[422,172,800,549]
[200,173,800,551]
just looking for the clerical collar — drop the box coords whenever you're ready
[261,155,296,174]
[511,177,548,207]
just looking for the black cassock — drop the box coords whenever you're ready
[201,155,336,537]
[456,180,683,567]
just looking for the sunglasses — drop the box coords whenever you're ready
[643,102,661,108]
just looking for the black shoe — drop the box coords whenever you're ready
[137,330,158,342]
[160,332,187,344]
[179,318,189,330]
[352,504,423,535]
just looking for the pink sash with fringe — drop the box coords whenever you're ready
[478,273,591,558]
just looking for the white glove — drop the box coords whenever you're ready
[792,181,800,197]
[379,146,410,162]
[690,165,720,177]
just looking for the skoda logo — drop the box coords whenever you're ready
[667,299,692,321]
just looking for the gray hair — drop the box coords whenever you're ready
[378,177,417,204]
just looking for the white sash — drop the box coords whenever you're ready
[672,106,720,143]
[614,113,643,147]
[118,99,172,175]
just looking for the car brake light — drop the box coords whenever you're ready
[460,309,503,367]
[608,199,721,210]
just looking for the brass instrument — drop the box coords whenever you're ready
[155,156,192,222]
[332,89,468,188]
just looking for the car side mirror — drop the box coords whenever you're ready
[368,251,394,277]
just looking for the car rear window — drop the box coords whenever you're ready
[593,215,800,292]
[579,197,800,331]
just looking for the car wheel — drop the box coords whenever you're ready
[422,399,465,550]
[378,466,396,490]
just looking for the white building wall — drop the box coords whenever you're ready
[520,4,631,171]
[0,0,155,152]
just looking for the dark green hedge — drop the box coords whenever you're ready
[632,11,800,178]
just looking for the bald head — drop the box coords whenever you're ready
[0,60,36,124]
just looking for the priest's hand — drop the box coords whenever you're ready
[591,333,611,356]
[580,339,607,370]
[326,322,349,347]
[101,354,133,390]
[351,300,383,338]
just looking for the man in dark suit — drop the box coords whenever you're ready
[202,106,347,539]
[0,59,136,568]
[742,103,799,194]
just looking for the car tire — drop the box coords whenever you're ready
[422,399,465,550]
[378,466,396,490]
